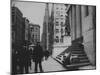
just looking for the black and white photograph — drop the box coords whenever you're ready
[11,0,96,74]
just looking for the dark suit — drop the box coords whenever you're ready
[33,45,44,73]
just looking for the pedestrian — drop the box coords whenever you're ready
[32,42,44,73]
[28,48,32,70]
[44,50,49,60]
[24,46,29,73]
[19,46,25,73]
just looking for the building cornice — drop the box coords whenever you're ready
[65,5,71,13]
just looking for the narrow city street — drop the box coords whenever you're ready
[29,56,67,73]
[11,1,96,74]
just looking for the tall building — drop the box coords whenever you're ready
[41,3,49,51]
[66,5,96,65]
[53,4,71,47]
[11,6,25,73]
[22,17,30,45]
[52,4,71,57]
[29,23,40,45]
[12,6,24,49]
[48,3,54,55]
[42,3,71,57]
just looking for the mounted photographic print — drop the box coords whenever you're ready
[11,0,96,74]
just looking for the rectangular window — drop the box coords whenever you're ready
[56,36,59,43]
[60,36,64,43]
[56,29,59,33]
[61,8,63,10]
[61,15,63,17]
[56,21,59,26]
[56,11,60,16]
[61,22,63,26]
[32,34,34,39]
[61,28,63,33]
[56,18,59,20]
[56,23,59,26]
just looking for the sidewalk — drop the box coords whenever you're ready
[24,56,95,74]
[29,56,67,73]
[42,56,67,72]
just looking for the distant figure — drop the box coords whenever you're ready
[65,26,70,36]
[44,50,49,60]
[24,46,29,73]
[32,42,44,73]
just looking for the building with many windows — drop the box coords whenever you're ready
[12,6,24,49]
[29,23,40,45]
[22,17,30,46]
[42,3,71,57]
[53,4,71,47]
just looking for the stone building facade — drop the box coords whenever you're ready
[42,3,71,57]
[22,17,30,46]
[66,5,96,65]
[52,4,71,57]
[12,6,24,50]
[53,4,70,47]
[29,23,40,45]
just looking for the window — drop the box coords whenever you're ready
[56,29,59,33]
[56,21,59,23]
[56,18,59,20]
[56,21,59,26]
[56,11,60,16]
[61,8,63,10]
[56,23,59,26]
[32,34,34,39]
[56,36,59,43]
[60,36,64,43]
[35,27,38,31]
[56,36,58,38]
[61,22,63,26]
[31,28,33,32]
[56,21,59,25]
[61,15,63,17]
[61,28,63,33]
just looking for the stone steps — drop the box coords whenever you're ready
[66,63,90,68]
[55,43,90,69]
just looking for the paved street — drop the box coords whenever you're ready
[29,56,67,73]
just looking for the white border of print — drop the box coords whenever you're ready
[0,0,99,75]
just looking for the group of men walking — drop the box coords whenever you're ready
[12,42,50,74]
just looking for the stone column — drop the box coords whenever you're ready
[72,5,76,40]
[69,7,72,36]
[81,6,86,34]
[76,5,82,38]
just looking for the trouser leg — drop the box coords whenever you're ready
[35,62,38,73]
[25,62,28,73]
[39,61,43,72]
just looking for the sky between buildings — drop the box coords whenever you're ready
[12,1,51,41]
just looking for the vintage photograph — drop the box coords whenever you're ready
[11,0,96,74]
